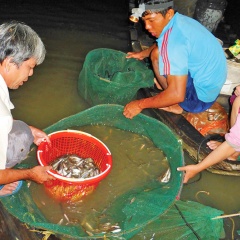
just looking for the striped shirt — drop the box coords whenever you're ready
[156,12,227,102]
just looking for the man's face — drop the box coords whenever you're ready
[6,58,36,89]
[142,11,173,38]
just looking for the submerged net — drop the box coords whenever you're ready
[0,104,184,239]
[78,48,154,106]
[0,105,224,239]
[135,200,225,240]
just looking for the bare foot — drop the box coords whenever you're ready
[160,104,183,114]
[0,182,19,196]
[207,140,239,161]
[207,140,221,150]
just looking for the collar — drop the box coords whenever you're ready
[158,12,178,40]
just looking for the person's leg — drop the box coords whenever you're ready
[159,74,212,114]
[149,47,183,114]
[159,104,184,114]
[179,74,215,113]
[150,46,168,90]
[6,120,34,168]
[207,140,222,150]
[0,120,33,197]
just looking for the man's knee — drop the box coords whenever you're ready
[150,46,159,63]
[6,120,34,168]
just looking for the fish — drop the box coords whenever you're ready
[159,168,171,183]
[50,154,101,179]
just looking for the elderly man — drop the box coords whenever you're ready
[0,21,54,197]
[123,0,227,118]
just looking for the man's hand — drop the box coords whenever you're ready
[126,43,157,60]
[123,100,142,119]
[29,166,55,184]
[29,126,50,146]
[126,51,146,60]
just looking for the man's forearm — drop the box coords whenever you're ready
[143,43,157,57]
[138,89,182,110]
[0,168,32,184]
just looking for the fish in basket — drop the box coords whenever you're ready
[37,130,112,202]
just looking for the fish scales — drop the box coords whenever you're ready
[50,154,101,179]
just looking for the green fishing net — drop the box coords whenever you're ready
[0,105,224,239]
[78,48,154,106]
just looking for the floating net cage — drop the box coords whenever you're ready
[0,105,182,238]
[0,105,224,239]
[37,130,112,202]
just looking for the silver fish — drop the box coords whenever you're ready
[159,168,171,183]
[50,154,101,179]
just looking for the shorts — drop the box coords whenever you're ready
[179,74,215,113]
[6,120,34,168]
[230,94,240,113]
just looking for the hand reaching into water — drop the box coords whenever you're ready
[177,165,200,183]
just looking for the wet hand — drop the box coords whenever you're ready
[123,100,142,119]
[30,166,55,184]
[177,165,199,183]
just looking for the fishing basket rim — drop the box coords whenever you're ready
[37,129,112,184]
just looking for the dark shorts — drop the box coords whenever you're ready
[6,120,34,168]
[179,74,215,113]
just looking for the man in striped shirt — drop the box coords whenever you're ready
[123,2,226,119]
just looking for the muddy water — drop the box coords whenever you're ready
[10,29,129,129]
[181,155,240,239]
[2,1,240,239]
[29,125,168,235]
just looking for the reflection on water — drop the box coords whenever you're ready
[29,125,168,235]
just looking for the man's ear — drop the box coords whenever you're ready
[167,9,175,20]
[2,58,12,73]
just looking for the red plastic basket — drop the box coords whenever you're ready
[37,130,112,202]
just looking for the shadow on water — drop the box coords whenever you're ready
[0,1,240,239]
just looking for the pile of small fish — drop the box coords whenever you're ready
[50,154,101,179]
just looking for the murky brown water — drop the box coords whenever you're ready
[10,29,129,129]
[29,125,168,235]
